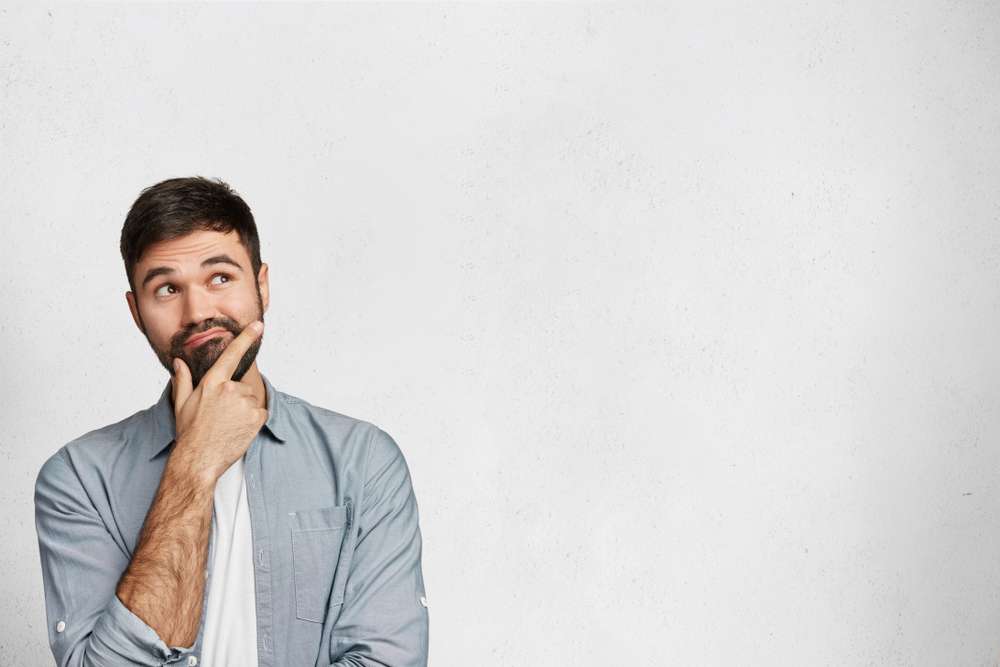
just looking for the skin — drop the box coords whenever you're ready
[116,229,273,647]
[125,228,270,393]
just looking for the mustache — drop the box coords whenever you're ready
[168,320,248,360]
[173,320,241,347]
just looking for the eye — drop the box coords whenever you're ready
[153,273,232,298]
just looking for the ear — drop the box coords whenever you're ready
[257,262,270,313]
[125,290,143,333]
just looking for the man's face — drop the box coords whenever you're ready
[125,228,270,389]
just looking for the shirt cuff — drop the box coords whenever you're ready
[91,593,196,664]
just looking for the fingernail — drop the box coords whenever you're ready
[251,321,263,332]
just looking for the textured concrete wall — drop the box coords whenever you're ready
[3,2,1000,664]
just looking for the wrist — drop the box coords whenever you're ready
[165,443,220,490]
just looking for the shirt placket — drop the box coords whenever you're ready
[245,435,274,667]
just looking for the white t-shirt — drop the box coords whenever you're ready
[200,455,258,666]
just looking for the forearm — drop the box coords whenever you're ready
[115,446,215,647]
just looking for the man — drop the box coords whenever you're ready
[33,176,429,666]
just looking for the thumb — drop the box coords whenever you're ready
[171,357,193,415]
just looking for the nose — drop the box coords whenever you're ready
[180,285,220,332]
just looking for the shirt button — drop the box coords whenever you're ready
[419,595,428,608]
[187,657,198,666]
[55,620,66,633]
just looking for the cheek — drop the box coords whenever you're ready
[149,322,180,350]
[222,290,261,324]
[140,309,194,349]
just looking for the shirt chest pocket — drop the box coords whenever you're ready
[289,500,353,623]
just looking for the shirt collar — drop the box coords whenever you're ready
[147,372,289,461]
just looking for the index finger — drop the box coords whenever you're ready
[204,320,264,384]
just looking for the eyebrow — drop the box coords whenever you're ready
[141,254,245,290]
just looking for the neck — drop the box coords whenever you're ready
[240,362,267,409]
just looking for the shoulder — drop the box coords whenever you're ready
[282,391,380,438]
[276,389,407,473]
[34,410,140,498]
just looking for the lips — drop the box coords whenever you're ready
[186,328,227,348]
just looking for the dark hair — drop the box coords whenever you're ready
[120,176,262,294]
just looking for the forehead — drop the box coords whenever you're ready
[137,229,249,269]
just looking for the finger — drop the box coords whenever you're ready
[222,378,256,395]
[203,320,263,384]
[171,357,193,415]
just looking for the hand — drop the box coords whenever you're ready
[169,320,267,483]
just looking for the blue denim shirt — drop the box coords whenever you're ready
[33,373,429,666]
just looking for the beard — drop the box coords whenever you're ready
[141,291,265,389]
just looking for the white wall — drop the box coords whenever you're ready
[3,2,999,664]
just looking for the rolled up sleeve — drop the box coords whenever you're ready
[329,428,429,667]
[34,449,195,666]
